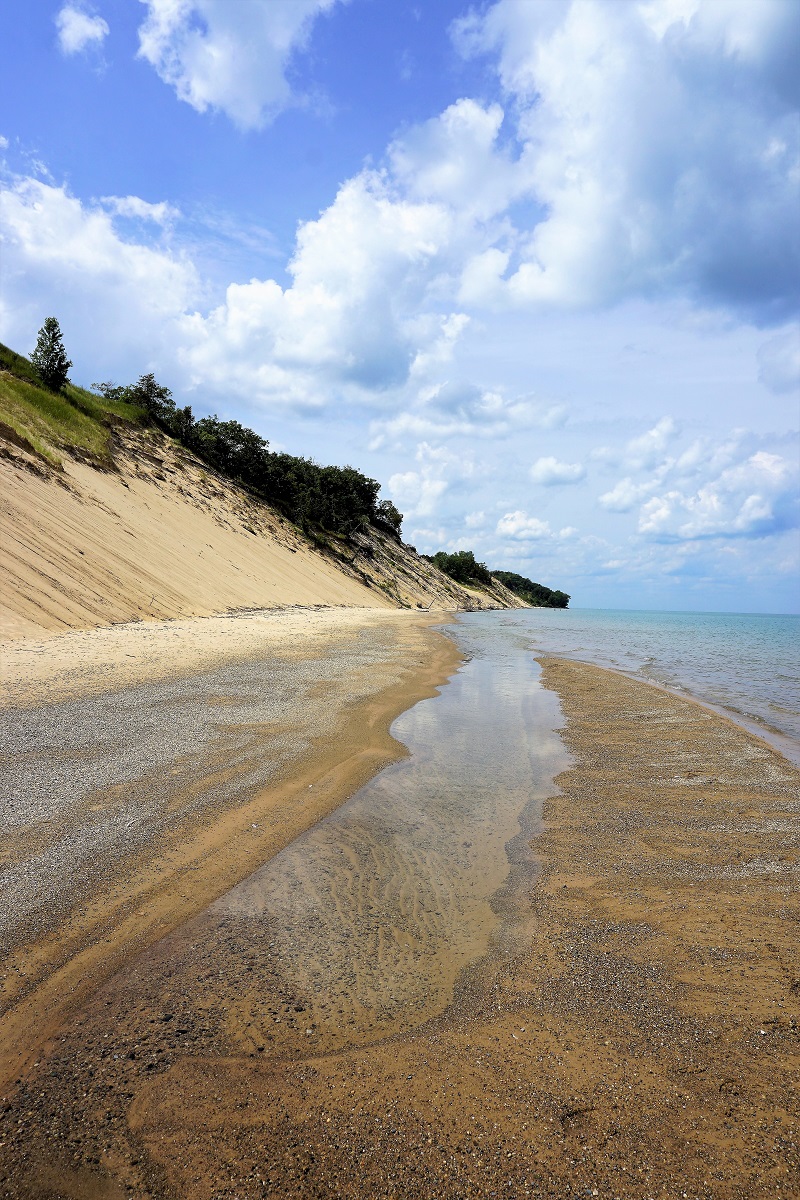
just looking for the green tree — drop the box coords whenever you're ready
[431,550,493,586]
[492,569,570,608]
[92,373,176,424]
[129,373,176,424]
[375,499,403,538]
[31,317,72,392]
[90,369,395,543]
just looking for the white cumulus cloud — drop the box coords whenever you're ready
[595,417,679,472]
[599,477,653,513]
[56,5,109,55]
[455,0,800,320]
[529,455,585,485]
[100,195,180,225]
[496,510,551,539]
[388,98,523,223]
[137,0,343,129]
[625,418,679,470]
[465,510,486,529]
[178,168,463,405]
[387,441,477,519]
[0,177,197,379]
[638,449,798,540]
[371,383,566,447]
[388,472,448,519]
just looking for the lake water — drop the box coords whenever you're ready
[489,606,800,763]
[213,611,569,1043]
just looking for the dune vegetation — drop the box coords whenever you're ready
[1,330,569,609]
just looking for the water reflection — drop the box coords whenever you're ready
[213,613,569,1045]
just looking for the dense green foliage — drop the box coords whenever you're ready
[492,569,570,608]
[425,551,570,607]
[30,318,72,392]
[92,375,401,539]
[374,499,403,537]
[2,336,571,603]
[428,549,494,587]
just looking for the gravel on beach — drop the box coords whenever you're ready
[0,612,458,1097]
[2,655,798,1199]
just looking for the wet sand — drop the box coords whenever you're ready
[0,609,460,1098]
[2,654,799,1199]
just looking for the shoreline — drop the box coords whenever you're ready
[551,652,800,770]
[513,607,800,763]
[0,605,440,709]
[1,635,798,1197]
[0,608,463,1094]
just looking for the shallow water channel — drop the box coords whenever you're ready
[210,612,569,1048]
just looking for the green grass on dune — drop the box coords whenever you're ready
[0,342,146,466]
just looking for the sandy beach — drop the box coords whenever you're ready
[1,637,797,1199]
[0,608,461,1101]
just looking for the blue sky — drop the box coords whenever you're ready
[1,0,798,612]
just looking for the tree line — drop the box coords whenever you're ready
[24,318,571,604]
[491,569,570,608]
[91,372,403,540]
[23,316,402,539]
[427,551,569,608]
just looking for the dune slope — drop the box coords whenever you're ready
[0,421,520,640]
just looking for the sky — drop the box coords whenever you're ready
[1,0,798,613]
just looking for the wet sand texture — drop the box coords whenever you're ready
[0,611,459,1094]
[2,657,799,1199]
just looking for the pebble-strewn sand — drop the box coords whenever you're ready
[0,605,435,709]
[2,656,797,1198]
[0,608,460,1100]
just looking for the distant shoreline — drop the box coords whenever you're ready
[490,605,800,766]
[543,650,800,769]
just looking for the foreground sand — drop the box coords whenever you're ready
[0,608,460,1099]
[1,654,798,1199]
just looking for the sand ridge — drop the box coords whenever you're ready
[0,429,391,640]
[0,423,521,642]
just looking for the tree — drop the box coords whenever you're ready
[128,373,176,424]
[31,317,72,392]
[431,550,493,586]
[374,499,403,538]
[92,373,176,424]
[492,569,570,608]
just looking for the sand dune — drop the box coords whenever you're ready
[0,422,521,642]
[0,431,388,640]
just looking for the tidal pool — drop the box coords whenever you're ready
[211,612,570,1048]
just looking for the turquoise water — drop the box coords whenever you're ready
[469,607,800,762]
